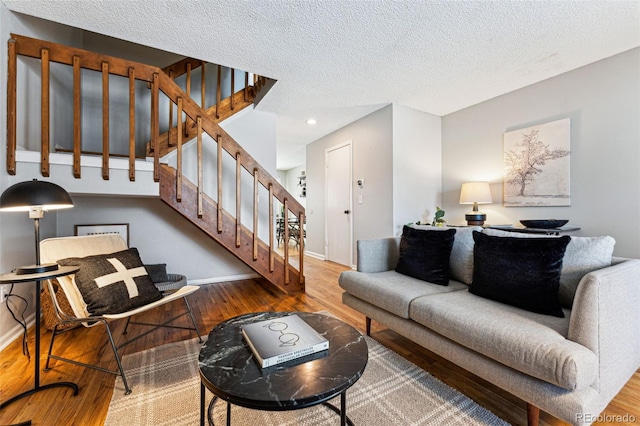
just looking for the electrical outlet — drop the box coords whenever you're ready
[0,285,8,303]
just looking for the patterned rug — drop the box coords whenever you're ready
[105,335,510,426]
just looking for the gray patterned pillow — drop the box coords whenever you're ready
[58,248,163,315]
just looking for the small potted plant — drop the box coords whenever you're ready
[432,207,446,227]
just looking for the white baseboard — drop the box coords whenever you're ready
[305,251,325,261]
[0,313,36,353]
[187,273,261,286]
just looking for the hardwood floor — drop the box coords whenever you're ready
[1,250,638,425]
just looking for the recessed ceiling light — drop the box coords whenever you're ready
[306,118,317,125]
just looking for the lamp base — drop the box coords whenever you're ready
[465,213,487,226]
[15,263,59,275]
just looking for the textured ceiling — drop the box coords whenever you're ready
[4,0,640,169]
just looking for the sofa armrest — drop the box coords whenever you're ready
[568,258,640,396]
[356,238,401,272]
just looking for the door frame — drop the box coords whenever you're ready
[324,140,353,267]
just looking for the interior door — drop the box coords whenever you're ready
[325,142,352,266]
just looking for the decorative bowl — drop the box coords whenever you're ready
[520,219,569,229]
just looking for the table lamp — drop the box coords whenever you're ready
[0,179,73,272]
[459,182,492,226]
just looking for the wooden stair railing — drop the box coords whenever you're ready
[147,58,272,158]
[6,34,304,294]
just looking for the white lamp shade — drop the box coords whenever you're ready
[459,182,492,205]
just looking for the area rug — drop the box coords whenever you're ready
[105,335,510,426]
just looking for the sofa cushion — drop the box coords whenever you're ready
[483,228,615,307]
[470,231,570,317]
[411,225,482,285]
[395,226,456,285]
[339,270,467,318]
[59,248,163,315]
[144,263,169,283]
[409,291,598,391]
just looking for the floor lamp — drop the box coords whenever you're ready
[0,179,77,413]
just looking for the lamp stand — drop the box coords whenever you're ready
[0,212,78,413]
[465,202,487,226]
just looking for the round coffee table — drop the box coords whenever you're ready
[199,311,368,426]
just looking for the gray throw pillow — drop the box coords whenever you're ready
[144,263,169,283]
[59,248,163,315]
[482,229,615,307]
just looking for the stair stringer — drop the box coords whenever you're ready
[159,164,304,294]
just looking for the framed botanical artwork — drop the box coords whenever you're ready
[503,118,571,207]
[75,223,130,246]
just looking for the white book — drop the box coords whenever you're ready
[241,314,329,368]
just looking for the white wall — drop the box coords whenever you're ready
[0,8,88,348]
[442,47,640,258]
[392,104,442,234]
[283,165,306,208]
[305,104,443,263]
[306,105,394,260]
[55,196,256,282]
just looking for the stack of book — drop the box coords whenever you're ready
[242,314,329,368]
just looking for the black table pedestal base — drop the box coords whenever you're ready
[203,391,354,426]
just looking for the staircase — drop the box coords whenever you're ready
[147,58,267,158]
[6,34,305,294]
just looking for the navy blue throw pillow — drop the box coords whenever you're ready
[470,231,570,317]
[395,226,456,285]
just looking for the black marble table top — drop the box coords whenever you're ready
[198,311,368,411]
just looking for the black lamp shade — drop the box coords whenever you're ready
[0,179,73,212]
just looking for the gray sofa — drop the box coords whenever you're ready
[339,226,640,426]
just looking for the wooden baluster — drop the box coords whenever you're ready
[269,184,274,272]
[236,153,241,247]
[284,199,290,284]
[101,61,109,180]
[185,63,191,136]
[197,116,203,218]
[128,67,135,181]
[73,56,82,178]
[176,96,183,202]
[298,211,305,285]
[168,70,174,147]
[186,62,191,99]
[201,61,206,109]
[217,135,223,233]
[41,48,50,177]
[230,68,235,111]
[151,73,159,182]
[244,71,248,103]
[6,39,16,175]
[216,65,221,119]
[253,169,259,260]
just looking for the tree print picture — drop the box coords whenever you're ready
[503,118,570,207]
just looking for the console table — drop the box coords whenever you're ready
[486,225,581,236]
